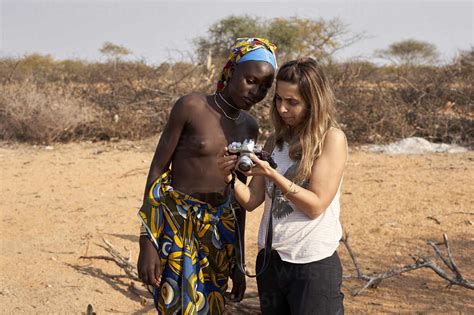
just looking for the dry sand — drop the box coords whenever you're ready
[1,140,473,314]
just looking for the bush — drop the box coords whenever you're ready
[331,63,473,146]
[0,83,96,143]
[0,55,472,147]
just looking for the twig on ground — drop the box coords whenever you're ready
[79,255,116,263]
[79,239,151,307]
[81,234,473,302]
[341,232,474,296]
[426,216,441,224]
[80,238,140,282]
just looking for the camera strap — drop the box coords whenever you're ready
[231,183,275,278]
[231,135,277,277]
[231,193,274,278]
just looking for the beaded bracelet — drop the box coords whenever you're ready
[140,224,148,236]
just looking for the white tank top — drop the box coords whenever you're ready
[257,142,343,263]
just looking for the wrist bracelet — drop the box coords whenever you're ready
[139,224,148,236]
[283,181,297,198]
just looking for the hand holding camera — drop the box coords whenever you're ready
[227,139,277,172]
[217,139,278,185]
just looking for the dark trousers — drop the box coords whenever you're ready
[256,250,344,315]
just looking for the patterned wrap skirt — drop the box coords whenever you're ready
[138,171,237,314]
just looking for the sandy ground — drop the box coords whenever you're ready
[1,139,473,314]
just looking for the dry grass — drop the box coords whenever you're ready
[0,83,96,143]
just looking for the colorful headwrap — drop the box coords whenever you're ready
[216,37,277,92]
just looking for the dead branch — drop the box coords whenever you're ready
[340,233,364,279]
[79,255,116,263]
[426,216,441,224]
[341,233,474,296]
[80,238,140,282]
[140,86,174,98]
[5,60,21,84]
[163,64,203,90]
[79,239,151,305]
[81,234,472,304]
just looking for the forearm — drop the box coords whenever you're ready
[268,168,326,219]
[232,178,264,211]
[142,157,170,202]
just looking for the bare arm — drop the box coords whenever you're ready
[142,95,192,201]
[138,94,192,287]
[247,129,348,219]
[231,176,265,211]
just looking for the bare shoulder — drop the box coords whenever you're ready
[322,128,348,159]
[168,92,207,121]
[324,127,347,144]
[174,92,207,111]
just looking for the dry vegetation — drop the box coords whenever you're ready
[0,54,472,146]
[0,52,472,313]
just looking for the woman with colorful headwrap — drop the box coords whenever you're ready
[137,37,277,314]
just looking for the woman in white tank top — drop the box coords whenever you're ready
[218,57,348,314]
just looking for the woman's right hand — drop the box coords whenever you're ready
[137,236,161,287]
[217,147,237,183]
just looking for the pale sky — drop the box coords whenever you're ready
[1,0,473,65]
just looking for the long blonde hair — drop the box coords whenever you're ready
[271,57,339,182]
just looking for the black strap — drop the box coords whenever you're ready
[233,184,274,278]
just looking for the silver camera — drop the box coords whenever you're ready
[227,139,262,172]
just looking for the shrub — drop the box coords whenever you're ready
[0,55,472,147]
[0,83,97,143]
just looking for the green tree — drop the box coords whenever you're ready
[99,41,132,69]
[193,15,264,63]
[376,39,439,66]
[267,17,359,62]
[194,16,362,64]
[18,53,56,82]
